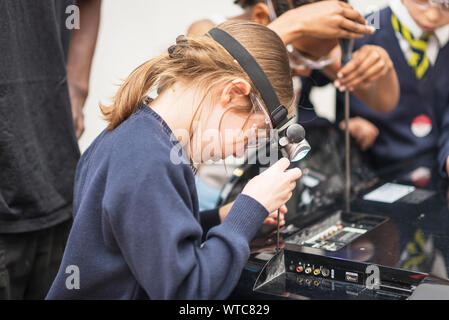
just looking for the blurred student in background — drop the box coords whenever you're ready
[332,0,449,175]
[0,0,100,299]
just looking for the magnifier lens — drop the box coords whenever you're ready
[281,128,311,162]
[291,149,310,162]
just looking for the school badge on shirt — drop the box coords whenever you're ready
[411,115,432,138]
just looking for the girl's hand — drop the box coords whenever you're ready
[242,158,302,213]
[334,45,394,92]
[263,205,288,227]
[340,117,379,151]
[219,203,287,226]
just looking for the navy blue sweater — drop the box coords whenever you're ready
[46,105,268,300]
[336,7,449,173]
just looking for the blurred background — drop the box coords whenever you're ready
[79,0,390,152]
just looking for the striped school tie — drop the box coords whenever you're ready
[391,14,433,79]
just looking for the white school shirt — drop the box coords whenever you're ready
[390,0,449,65]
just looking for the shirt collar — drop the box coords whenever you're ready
[390,0,449,47]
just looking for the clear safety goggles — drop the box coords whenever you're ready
[227,93,274,149]
[286,44,339,70]
[266,0,337,71]
[409,0,449,14]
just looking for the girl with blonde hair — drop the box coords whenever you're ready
[47,21,301,300]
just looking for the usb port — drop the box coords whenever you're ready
[345,272,359,283]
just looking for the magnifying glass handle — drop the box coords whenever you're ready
[276,209,280,252]
[339,38,354,213]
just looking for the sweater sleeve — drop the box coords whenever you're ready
[438,105,449,178]
[102,144,268,300]
[199,208,221,237]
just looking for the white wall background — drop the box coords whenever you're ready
[79,0,390,152]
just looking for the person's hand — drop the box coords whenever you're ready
[270,0,375,44]
[334,45,393,92]
[242,158,302,213]
[219,202,287,226]
[68,82,88,139]
[263,205,287,227]
[339,117,379,151]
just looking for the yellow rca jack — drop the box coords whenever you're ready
[313,269,321,276]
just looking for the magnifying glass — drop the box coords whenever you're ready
[278,123,311,162]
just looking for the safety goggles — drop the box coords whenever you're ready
[286,44,339,70]
[266,0,337,70]
[239,93,274,148]
[409,0,449,15]
[219,93,274,151]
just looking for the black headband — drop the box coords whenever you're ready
[208,27,288,128]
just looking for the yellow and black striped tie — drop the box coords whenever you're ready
[391,14,433,79]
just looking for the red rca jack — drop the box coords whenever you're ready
[296,265,304,273]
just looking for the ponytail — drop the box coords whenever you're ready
[100,55,166,131]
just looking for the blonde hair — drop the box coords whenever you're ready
[101,21,294,131]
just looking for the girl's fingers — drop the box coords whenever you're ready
[268,212,278,219]
[286,167,302,181]
[264,218,277,226]
[279,205,288,214]
[274,158,291,172]
[289,181,297,192]
[264,215,286,226]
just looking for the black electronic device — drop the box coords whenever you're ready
[229,154,449,300]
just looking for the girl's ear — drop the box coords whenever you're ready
[219,79,252,108]
[251,3,270,26]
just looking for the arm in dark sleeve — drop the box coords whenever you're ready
[199,208,221,236]
[438,105,449,178]
[102,146,268,300]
